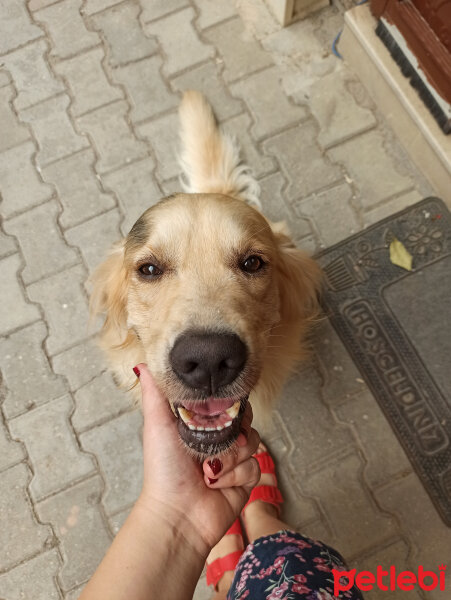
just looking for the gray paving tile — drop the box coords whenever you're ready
[89,0,158,67]
[140,0,189,22]
[42,148,116,229]
[80,410,143,515]
[363,189,423,227]
[34,0,99,59]
[9,395,96,500]
[37,476,112,591]
[2,40,64,111]
[0,549,61,600]
[76,100,148,174]
[27,264,90,356]
[65,208,122,273]
[52,338,107,392]
[262,121,343,202]
[136,111,179,181]
[203,17,273,83]
[53,47,123,117]
[0,85,30,153]
[102,157,162,235]
[20,95,89,168]
[0,254,40,336]
[4,200,79,284]
[144,7,215,77]
[0,1,42,54]
[192,0,237,29]
[0,414,25,473]
[73,372,132,432]
[0,142,53,219]
[0,320,67,419]
[328,130,415,209]
[112,54,178,123]
[0,228,17,258]
[0,464,52,571]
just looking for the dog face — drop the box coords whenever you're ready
[91,193,321,456]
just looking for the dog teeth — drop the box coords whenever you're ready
[226,401,240,419]
[188,424,196,431]
[216,425,223,431]
[224,420,232,427]
[205,427,215,431]
[178,407,194,424]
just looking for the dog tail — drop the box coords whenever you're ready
[178,90,261,207]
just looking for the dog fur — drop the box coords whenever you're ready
[90,91,322,432]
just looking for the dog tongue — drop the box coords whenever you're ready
[183,398,235,416]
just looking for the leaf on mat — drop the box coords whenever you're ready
[389,238,413,271]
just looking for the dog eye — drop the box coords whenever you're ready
[241,255,265,273]
[138,264,163,279]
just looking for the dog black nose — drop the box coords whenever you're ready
[169,331,247,394]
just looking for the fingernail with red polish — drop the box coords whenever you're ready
[207,458,222,475]
[133,366,140,378]
[208,477,218,485]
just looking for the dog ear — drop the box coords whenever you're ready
[272,222,322,326]
[89,241,130,339]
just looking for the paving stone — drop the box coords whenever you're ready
[76,100,147,174]
[73,372,132,432]
[0,464,52,571]
[193,0,237,29]
[278,365,353,472]
[160,177,183,197]
[172,61,243,122]
[108,504,132,534]
[363,189,423,227]
[0,549,61,600]
[27,264,90,356]
[42,148,116,229]
[136,111,180,181]
[309,67,376,150]
[0,228,17,258]
[303,452,397,559]
[89,0,158,67]
[53,47,123,116]
[262,121,343,202]
[37,476,112,591]
[140,0,189,22]
[351,539,423,600]
[235,0,280,40]
[64,583,86,600]
[9,396,95,500]
[52,338,107,392]
[193,576,211,600]
[203,17,273,83]
[0,141,53,218]
[144,8,214,77]
[230,66,307,140]
[103,157,162,235]
[80,410,143,514]
[65,208,122,273]
[0,69,11,86]
[0,414,24,472]
[34,0,99,60]
[375,473,451,592]
[315,319,367,406]
[328,130,415,209]
[112,55,178,123]
[223,112,275,178]
[0,320,67,419]
[0,85,30,152]
[0,1,42,54]
[4,200,79,284]
[2,40,64,111]
[81,0,123,14]
[0,253,40,336]
[20,95,89,167]
[29,0,67,9]
[294,182,359,247]
[335,388,413,489]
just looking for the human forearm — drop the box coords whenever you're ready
[79,497,208,600]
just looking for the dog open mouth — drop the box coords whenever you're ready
[174,396,247,455]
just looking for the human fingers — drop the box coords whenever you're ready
[135,363,175,429]
[205,456,260,494]
[203,427,260,480]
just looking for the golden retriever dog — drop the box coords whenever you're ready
[90,91,321,457]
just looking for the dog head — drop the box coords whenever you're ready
[91,193,321,456]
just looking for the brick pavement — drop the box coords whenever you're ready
[0,1,449,598]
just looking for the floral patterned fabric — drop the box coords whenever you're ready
[226,530,364,600]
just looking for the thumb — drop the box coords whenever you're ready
[135,363,175,428]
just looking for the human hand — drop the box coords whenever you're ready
[134,364,261,554]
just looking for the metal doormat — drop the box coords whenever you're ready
[316,197,451,525]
